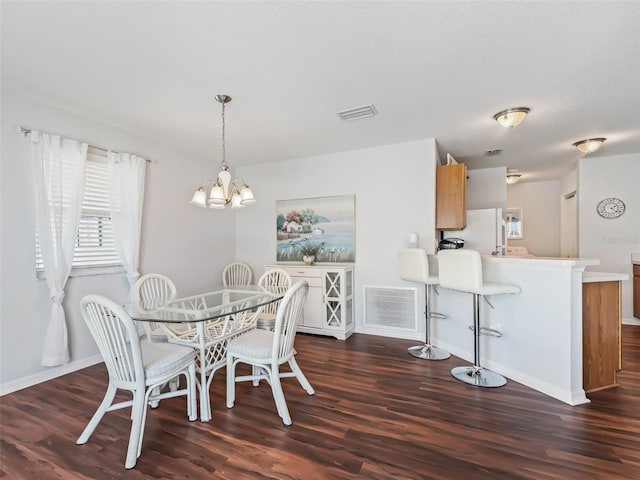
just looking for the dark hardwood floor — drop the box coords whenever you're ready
[2,326,639,479]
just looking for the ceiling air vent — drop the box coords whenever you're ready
[337,104,378,122]
[485,149,502,156]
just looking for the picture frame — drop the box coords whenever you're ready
[505,207,524,240]
[276,195,355,263]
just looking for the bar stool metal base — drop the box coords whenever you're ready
[408,344,450,360]
[451,366,507,388]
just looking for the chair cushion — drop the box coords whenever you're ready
[149,326,168,342]
[228,329,274,360]
[141,341,196,381]
[256,312,276,330]
[257,312,276,321]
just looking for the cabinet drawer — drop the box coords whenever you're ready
[292,276,322,288]
[283,267,322,278]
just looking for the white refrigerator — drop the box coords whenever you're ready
[442,208,506,255]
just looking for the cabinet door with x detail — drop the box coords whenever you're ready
[322,268,354,336]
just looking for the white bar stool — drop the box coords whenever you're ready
[437,249,520,387]
[398,248,450,360]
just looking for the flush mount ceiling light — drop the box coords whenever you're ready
[190,95,256,209]
[493,107,530,128]
[506,173,522,184]
[573,138,606,154]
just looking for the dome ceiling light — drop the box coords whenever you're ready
[573,138,606,154]
[493,107,530,128]
[506,173,522,184]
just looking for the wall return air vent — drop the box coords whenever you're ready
[337,104,378,122]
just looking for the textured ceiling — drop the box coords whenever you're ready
[2,1,639,182]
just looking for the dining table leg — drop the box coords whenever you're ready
[196,322,212,422]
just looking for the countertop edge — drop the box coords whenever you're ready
[582,271,629,283]
[479,256,600,268]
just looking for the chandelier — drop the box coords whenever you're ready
[190,94,256,209]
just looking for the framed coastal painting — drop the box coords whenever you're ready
[505,207,524,240]
[276,195,355,263]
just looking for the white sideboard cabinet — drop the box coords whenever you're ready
[265,264,354,340]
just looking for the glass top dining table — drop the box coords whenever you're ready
[128,285,282,323]
[127,285,284,422]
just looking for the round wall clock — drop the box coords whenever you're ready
[596,197,625,219]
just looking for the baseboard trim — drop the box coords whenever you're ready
[0,354,103,397]
[622,317,640,326]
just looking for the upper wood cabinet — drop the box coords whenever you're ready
[436,163,467,230]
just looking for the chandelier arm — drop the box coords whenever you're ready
[230,178,251,188]
[197,179,221,188]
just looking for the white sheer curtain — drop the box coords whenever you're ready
[31,131,88,367]
[108,152,147,302]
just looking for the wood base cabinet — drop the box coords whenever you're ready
[265,264,354,340]
[582,280,622,393]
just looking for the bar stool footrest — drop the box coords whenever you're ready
[467,325,502,338]
[479,327,502,338]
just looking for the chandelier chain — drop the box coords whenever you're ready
[221,101,226,168]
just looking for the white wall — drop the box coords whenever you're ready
[578,153,640,322]
[507,180,561,256]
[466,166,507,210]
[560,169,578,257]
[235,138,438,335]
[0,88,234,391]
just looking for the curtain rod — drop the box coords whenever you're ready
[14,125,152,163]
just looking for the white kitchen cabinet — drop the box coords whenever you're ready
[265,264,354,340]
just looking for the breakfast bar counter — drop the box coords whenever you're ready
[427,255,626,405]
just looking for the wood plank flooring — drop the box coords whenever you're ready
[1,326,639,479]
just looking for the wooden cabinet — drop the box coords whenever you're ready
[634,264,640,318]
[436,163,467,230]
[265,264,354,340]
[582,280,622,393]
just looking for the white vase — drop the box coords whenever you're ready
[303,255,315,265]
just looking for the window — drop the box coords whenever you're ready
[36,151,122,277]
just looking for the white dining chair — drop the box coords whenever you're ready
[77,294,197,469]
[133,273,178,342]
[222,262,253,287]
[256,269,292,330]
[226,281,314,426]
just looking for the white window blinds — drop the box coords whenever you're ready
[36,151,121,272]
